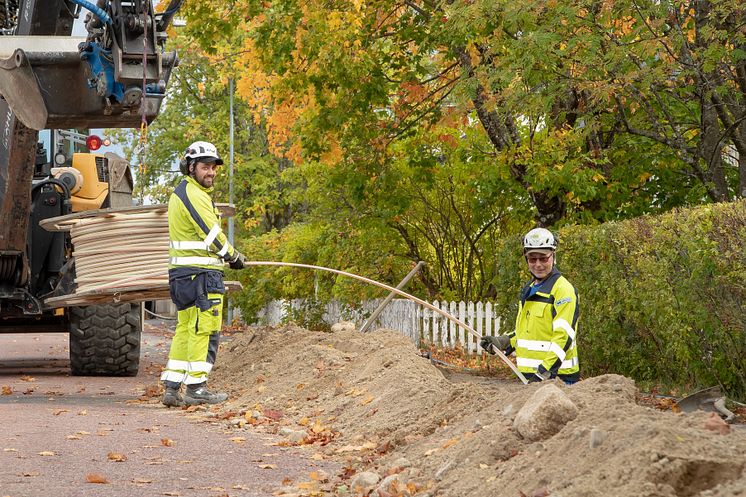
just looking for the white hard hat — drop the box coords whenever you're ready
[523,228,557,253]
[185,141,223,165]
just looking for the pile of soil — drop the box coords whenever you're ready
[211,325,746,497]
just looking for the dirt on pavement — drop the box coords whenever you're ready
[0,322,337,497]
[209,324,746,497]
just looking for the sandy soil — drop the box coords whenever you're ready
[209,324,746,497]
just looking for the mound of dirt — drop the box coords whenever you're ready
[211,325,746,497]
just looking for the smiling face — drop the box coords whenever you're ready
[526,250,554,281]
[192,161,219,188]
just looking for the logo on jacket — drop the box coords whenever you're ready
[555,297,572,306]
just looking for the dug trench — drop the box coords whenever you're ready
[196,325,746,497]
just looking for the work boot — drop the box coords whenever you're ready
[161,386,184,408]
[183,384,228,405]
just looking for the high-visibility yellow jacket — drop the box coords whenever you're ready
[168,176,237,271]
[507,267,580,380]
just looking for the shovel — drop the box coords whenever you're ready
[675,386,736,423]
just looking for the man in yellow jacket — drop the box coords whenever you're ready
[481,228,580,384]
[160,141,246,407]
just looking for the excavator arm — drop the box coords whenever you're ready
[0,0,180,311]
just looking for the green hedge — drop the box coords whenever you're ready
[493,200,746,400]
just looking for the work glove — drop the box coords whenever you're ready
[531,367,552,382]
[480,335,511,354]
[228,251,247,270]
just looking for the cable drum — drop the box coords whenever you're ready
[40,204,241,308]
[39,205,171,307]
[66,205,170,294]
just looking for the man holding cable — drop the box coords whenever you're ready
[160,140,247,407]
[481,228,580,384]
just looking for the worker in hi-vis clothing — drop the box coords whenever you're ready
[481,228,580,384]
[161,141,247,407]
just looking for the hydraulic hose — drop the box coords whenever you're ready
[156,0,184,31]
[68,0,112,25]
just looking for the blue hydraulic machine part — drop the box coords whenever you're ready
[0,0,183,131]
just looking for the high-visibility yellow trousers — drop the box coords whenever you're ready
[160,292,223,387]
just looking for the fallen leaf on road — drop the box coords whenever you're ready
[163,492,180,496]
[38,451,56,456]
[360,395,375,405]
[53,409,69,416]
[142,384,161,398]
[264,409,283,421]
[259,464,277,469]
[85,473,109,484]
[20,471,40,477]
[161,438,175,447]
[107,452,127,462]
[229,437,246,444]
[298,417,309,426]
[4,448,18,452]
[20,375,35,382]
[77,410,87,416]
[133,478,153,484]
[66,435,82,440]
[281,478,293,486]
[23,388,35,395]
[2,386,12,395]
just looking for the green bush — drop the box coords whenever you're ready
[492,200,746,400]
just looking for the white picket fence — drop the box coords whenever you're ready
[258,298,504,354]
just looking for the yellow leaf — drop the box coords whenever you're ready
[38,451,56,456]
[360,395,375,405]
[161,438,175,447]
[297,481,319,490]
[259,464,277,469]
[20,375,36,382]
[229,437,246,444]
[2,386,13,395]
[107,452,127,462]
[298,417,309,426]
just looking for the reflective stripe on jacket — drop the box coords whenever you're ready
[509,267,580,378]
[168,177,236,270]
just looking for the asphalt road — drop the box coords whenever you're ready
[0,321,335,497]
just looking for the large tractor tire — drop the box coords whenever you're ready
[68,303,141,376]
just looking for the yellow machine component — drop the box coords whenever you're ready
[69,153,109,212]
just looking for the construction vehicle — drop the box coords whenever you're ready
[0,0,181,375]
